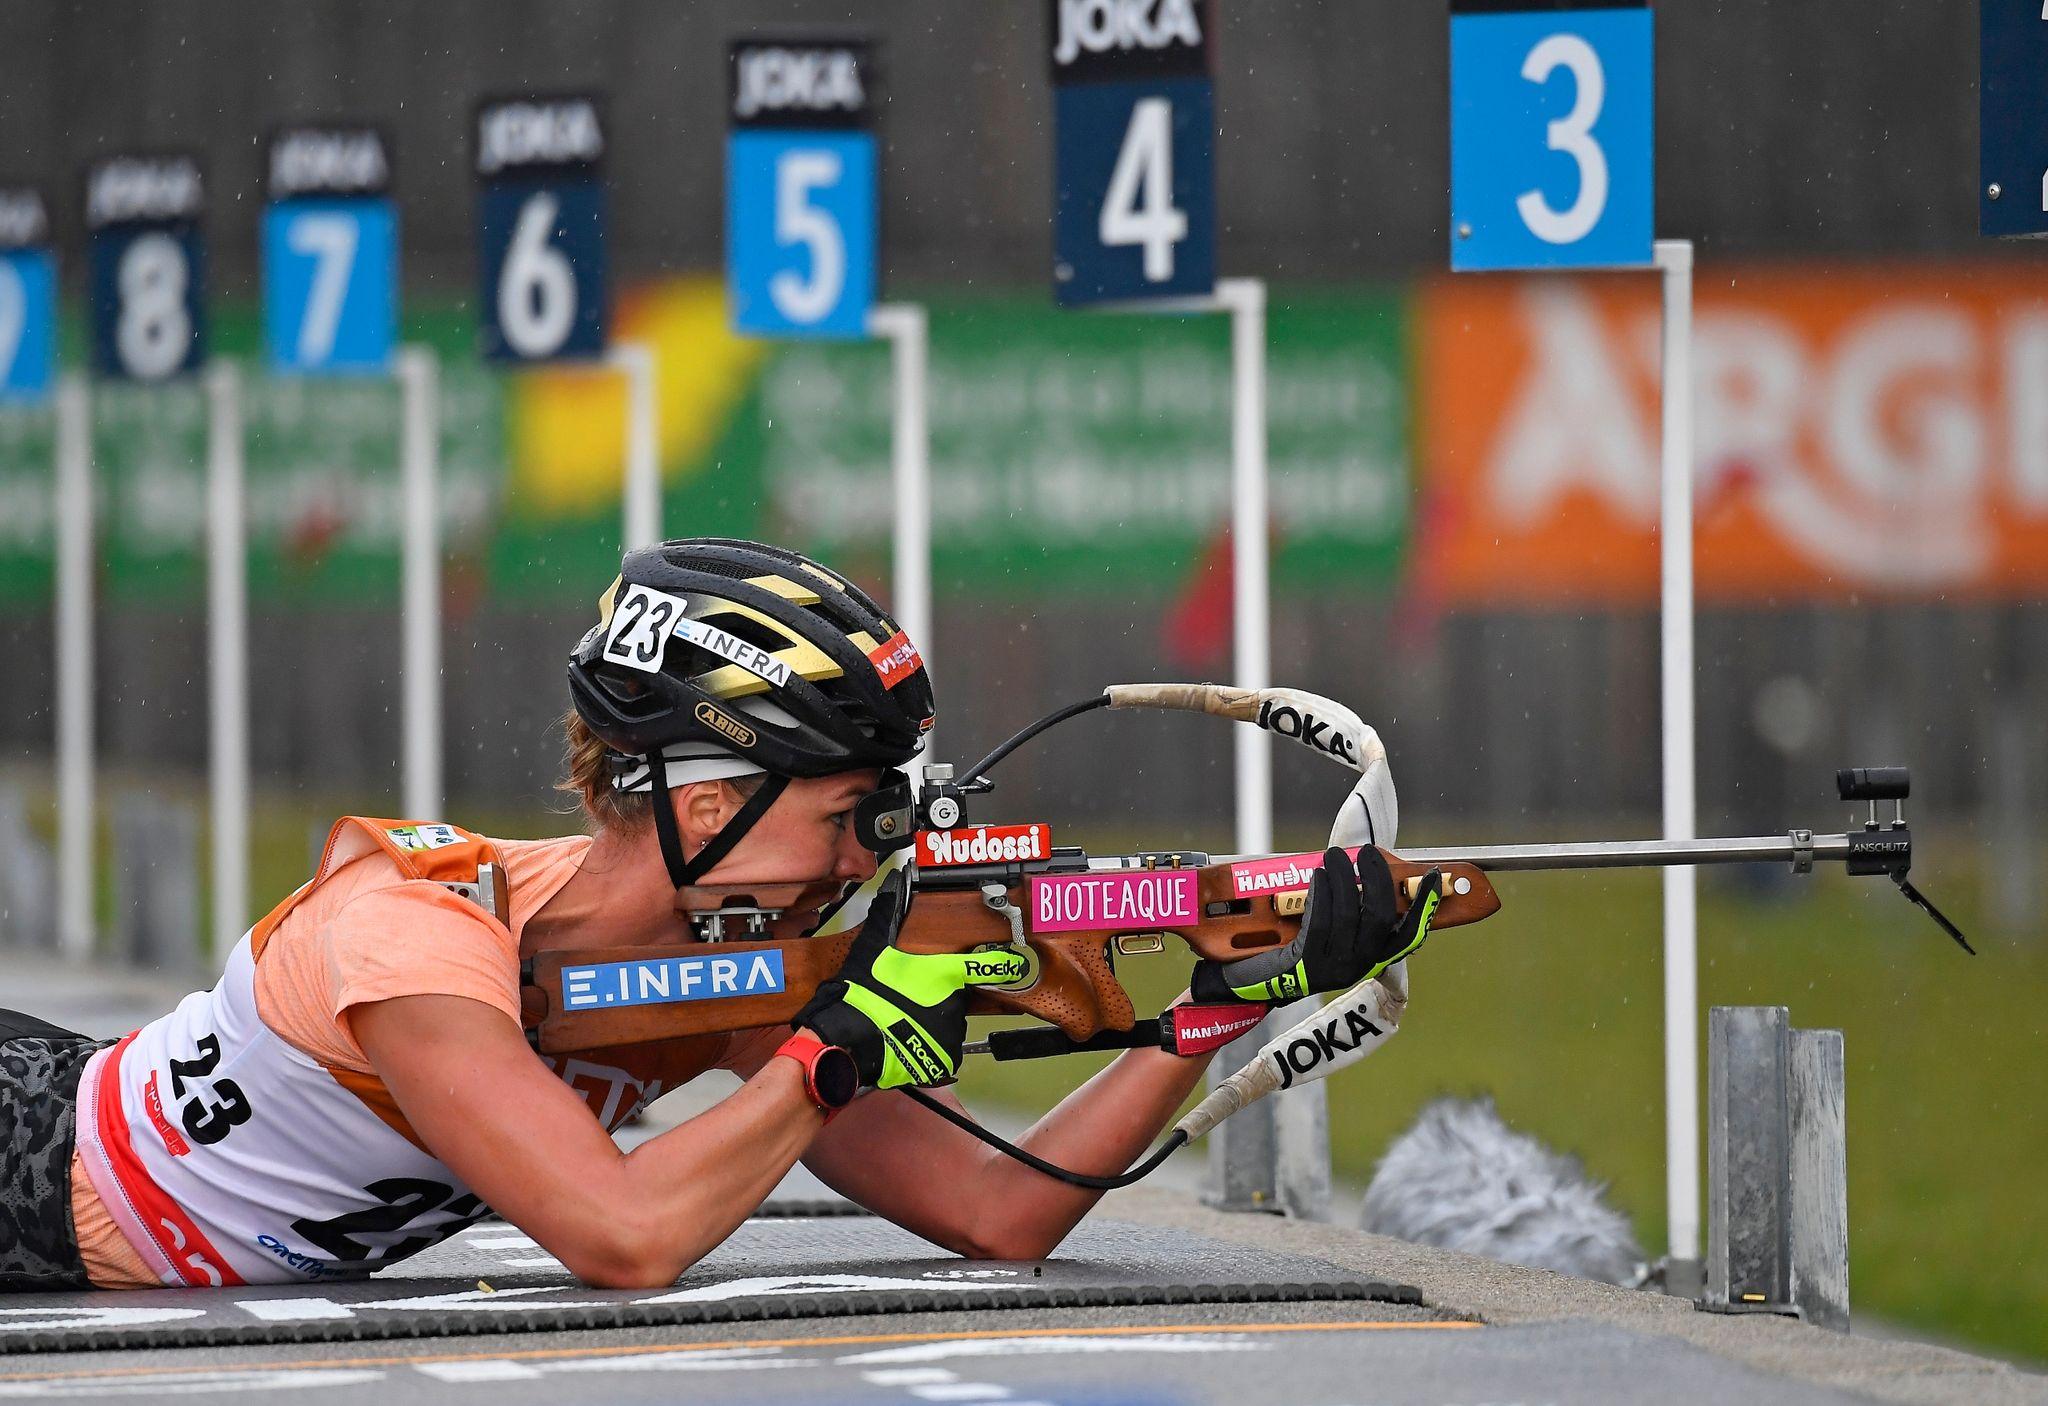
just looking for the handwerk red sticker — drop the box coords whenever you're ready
[917,823,1052,868]
[1226,846,1365,898]
[868,630,922,688]
[1168,1003,1269,1055]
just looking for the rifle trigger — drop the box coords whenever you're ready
[980,882,1027,948]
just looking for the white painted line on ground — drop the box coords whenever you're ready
[840,1334,1267,1363]
[909,1384,1013,1401]
[237,1297,355,1322]
[862,1367,959,1385]
[414,1360,544,1383]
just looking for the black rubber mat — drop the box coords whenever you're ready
[0,1217,1420,1354]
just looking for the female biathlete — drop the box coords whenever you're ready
[0,539,1430,1291]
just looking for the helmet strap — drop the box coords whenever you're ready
[646,748,792,890]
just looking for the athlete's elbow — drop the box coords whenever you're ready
[953,1216,1072,1262]
[558,1219,699,1290]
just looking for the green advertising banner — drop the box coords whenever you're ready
[0,283,1412,608]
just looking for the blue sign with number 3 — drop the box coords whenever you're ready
[1450,5,1653,272]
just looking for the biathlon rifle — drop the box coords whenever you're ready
[523,684,1969,1082]
[522,684,1970,1186]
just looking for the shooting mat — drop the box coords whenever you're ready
[0,1216,1420,1354]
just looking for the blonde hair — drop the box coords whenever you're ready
[555,709,764,834]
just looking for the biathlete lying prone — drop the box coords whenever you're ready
[0,538,1433,1291]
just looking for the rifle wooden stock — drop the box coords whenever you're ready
[523,852,1497,1056]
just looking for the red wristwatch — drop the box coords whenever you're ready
[774,1031,860,1120]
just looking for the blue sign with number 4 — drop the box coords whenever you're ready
[1450,3,1653,272]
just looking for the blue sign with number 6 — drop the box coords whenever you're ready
[1450,3,1653,272]
[473,97,609,364]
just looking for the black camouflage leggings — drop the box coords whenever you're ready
[0,1009,104,1290]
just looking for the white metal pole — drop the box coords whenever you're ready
[396,346,442,820]
[609,341,662,550]
[53,373,93,962]
[1218,277,1272,858]
[1655,237,1701,1277]
[206,362,248,957]
[867,303,933,688]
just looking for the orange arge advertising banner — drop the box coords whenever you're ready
[1417,263,2048,602]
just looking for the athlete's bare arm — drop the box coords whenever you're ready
[722,1021,1209,1260]
[355,994,823,1288]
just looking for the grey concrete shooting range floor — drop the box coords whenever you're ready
[6,1196,2045,1406]
[0,1217,1416,1354]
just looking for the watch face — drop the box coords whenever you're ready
[813,1044,860,1109]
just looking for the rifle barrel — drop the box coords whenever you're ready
[1390,831,1850,873]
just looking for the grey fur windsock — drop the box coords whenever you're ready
[1360,1097,1646,1287]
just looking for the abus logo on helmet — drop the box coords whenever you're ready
[868,630,922,689]
[1053,0,1203,66]
[1255,700,1360,766]
[918,824,1052,868]
[694,702,756,747]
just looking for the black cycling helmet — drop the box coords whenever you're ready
[568,538,935,887]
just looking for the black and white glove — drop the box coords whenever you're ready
[1191,847,1442,1005]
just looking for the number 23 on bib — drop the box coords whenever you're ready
[1049,0,1217,307]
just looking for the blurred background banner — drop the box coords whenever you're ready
[0,281,1410,607]
[1420,262,2048,603]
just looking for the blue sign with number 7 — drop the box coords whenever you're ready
[263,199,396,374]
[1450,4,1653,272]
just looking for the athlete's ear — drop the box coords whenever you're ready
[673,781,741,851]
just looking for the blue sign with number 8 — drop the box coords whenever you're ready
[1450,5,1653,272]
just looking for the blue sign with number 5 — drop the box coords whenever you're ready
[1450,4,1653,272]
[726,39,879,340]
[728,131,876,338]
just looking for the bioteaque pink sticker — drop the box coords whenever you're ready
[1028,869,1199,933]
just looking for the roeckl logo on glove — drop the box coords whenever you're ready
[886,1020,950,1084]
[1270,1007,1385,1089]
[1255,700,1361,766]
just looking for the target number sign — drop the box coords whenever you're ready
[1049,0,1216,306]
[1449,0,1653,272]
[474,96,608,363]
[262,127,397,374]
[1980,0,2048,237]
[726,39,878,339]
[0,188,55,400]
[86,154,208,381]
